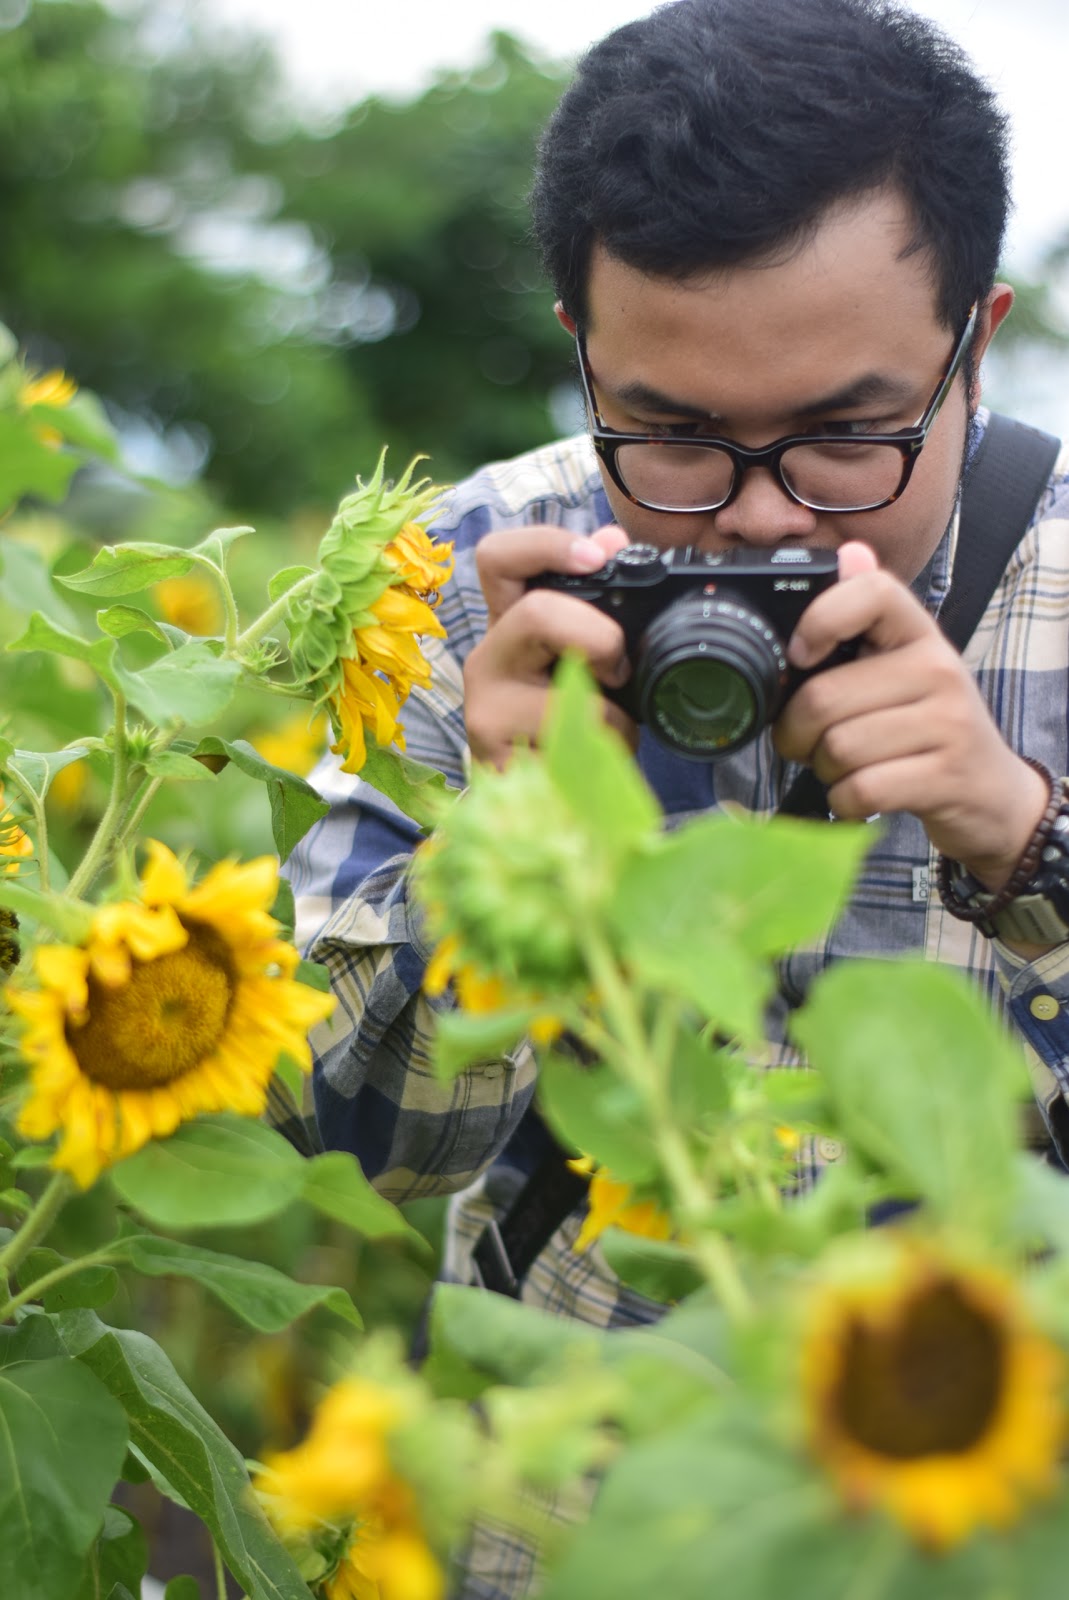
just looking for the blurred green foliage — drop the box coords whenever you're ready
[0,0,572,520]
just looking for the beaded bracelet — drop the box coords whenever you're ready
[936,758,1061,926]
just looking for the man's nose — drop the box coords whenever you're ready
[712,465,819,546]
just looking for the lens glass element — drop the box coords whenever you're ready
[650,658,756,753]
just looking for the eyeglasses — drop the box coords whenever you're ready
[575,305,978,515]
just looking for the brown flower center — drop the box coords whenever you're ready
[66,920,235,1090]
[833,1279,1004,1458]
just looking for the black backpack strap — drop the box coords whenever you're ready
[779,411,1061,820]
[939,412,1060,654]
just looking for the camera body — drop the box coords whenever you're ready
[528,543,841,760]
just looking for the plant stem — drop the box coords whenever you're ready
[579,925,753,1321]
[0,1169,72,1283]
[3,764,51,894]
[212,1537,228,1600]
[66,690,130,900]
[0,1244,119,1321]
[234,572,318,656]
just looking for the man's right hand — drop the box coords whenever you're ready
[464,525,633,768]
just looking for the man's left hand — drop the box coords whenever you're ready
[775,541,1048,892]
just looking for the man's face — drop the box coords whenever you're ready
[571,189,1009,585]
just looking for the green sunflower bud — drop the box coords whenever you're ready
[415,752,611,990]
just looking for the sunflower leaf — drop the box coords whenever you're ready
[115,1235,362,1331]
[110,1116,307,1230]
[6,611,119,687]
[358,736,458,833]
[301,1149,429,1249]
[0,881,94,941]
[57,543,196,597]
[72,1506,149,1600]
[791,958,1025,1234]
[0,1355,129,1600]
[113,642,241,726]
[96,604,171,645]
[190,735,329,860]
[268,563,316,604]
[5,744,91,800]
[537,1051,659,1183]
[58,1312,312,1600]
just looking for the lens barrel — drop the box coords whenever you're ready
[636,592,789,759]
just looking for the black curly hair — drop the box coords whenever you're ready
[530,0,1010,334]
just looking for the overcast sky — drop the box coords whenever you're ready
[203,0,1069,273]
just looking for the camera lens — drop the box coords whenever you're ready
[636,592,788,759]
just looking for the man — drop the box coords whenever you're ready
[286,0,1069,1591]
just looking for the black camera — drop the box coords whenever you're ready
[528,543,841,761]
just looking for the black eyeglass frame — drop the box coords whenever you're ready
[575,303,979,515]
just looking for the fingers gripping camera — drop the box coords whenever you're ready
[529,543,843,761]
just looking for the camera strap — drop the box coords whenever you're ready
[778,411,1062,820]
[468,411,1062,1301]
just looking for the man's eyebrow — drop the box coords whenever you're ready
[608,371,919,424]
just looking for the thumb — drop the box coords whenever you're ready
[837,540,879,581]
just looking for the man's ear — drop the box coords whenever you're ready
[969,283,1015,407]
[554,301,577,336]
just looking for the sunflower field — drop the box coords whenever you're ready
[7,322,1069,1600]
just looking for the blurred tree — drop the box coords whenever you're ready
[0,2,573,518]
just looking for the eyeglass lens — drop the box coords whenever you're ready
[612,437,908,512]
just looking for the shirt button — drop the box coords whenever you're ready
[1030,994,1061,1021]
[817,1136,844,1163]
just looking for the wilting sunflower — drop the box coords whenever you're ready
[802,1240,1066,1550]
[255,1375,444,1600]
[8,840,335,1188]
[287,455,454,776]
[568,1157,674,1254]
[330,575,448,774]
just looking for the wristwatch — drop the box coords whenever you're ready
[939,777,1069,943]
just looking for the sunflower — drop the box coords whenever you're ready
[8,840,335,1188]
[423,931,564,1047]
[329,536,452,775]
[255,1376,444,1600]
[19,369,77,410]
[568,1158,675,1254]
[802,1240,1066,1550]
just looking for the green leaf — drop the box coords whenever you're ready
[541,654,661,853]
[608,814,872,1041]
[791,958,1025,1234]
[143,750,217,782]
[0,880,94,941]
[359,736,458,834]
[113,642,241,725]
[5,744,92,801]
[192,524,254,567]
[302,1149,428,1246]
[15,1248,119,1312]
[36,391,119,463]
[57,543,196,596]
[0,1310,67,1365]
[433,1005,536,1080]
[163,1579,203,1600]
[272,877,296,940]
[59,1314,312,1600]
[537,1050,659,1182]
[0,411,81,510]
[268,563,316,603]
[429,1282,603,1388]
[192,736,329,861]
[110,1116,307,1230]
[116,1235,361,1330]
[96,604,171,644]
[294,958,331,992]
[0,1356,129,1600]
[73,1505,148,1600]
[7,611,118,684]
[0,540,82,630]
[599,1232,703,1305]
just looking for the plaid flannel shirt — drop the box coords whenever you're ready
[286,416,1069,1597]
